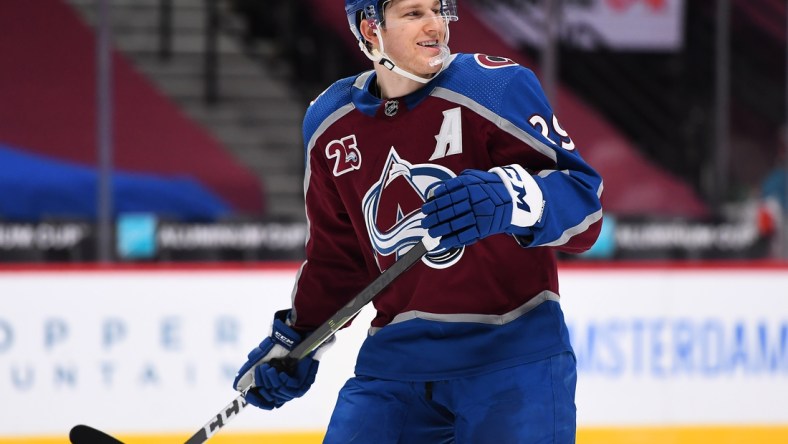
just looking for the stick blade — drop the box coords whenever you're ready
[69,425,124,444]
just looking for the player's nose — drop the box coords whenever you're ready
[421,15,444,33]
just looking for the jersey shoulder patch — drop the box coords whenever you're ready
[473,54,519,69]
[303,76,357,144]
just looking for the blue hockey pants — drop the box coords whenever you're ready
[323,351,576,444]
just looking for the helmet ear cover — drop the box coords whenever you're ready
[345,0,384,47]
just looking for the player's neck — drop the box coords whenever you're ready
[374,65,425,99]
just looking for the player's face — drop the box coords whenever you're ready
[379,0,449,76]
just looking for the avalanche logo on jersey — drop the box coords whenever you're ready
[362,148,463,271]
[326,135,362,176]
[474,54,518,69]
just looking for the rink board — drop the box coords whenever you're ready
[0,263,786,443]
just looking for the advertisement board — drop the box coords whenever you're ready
[469,0,686,51]
[1,264,787,443]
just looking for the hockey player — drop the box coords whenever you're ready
[234,0,604,442]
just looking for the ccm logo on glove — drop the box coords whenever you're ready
[489,164,544,228]
[421,164,545,251]
[274,331,295,348]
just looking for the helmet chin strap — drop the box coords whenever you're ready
[360,22,452,85]
[371,48,435,84]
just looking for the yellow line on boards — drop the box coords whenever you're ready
[578,426,788,444]
[4,426,788,444]
[0,432,325,444]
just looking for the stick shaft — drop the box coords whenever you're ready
[185,394,247,444]
[189,237,435,443]
[287,240,428,361]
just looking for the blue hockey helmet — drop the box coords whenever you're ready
[345,0,458,46]
[345,0,384,46]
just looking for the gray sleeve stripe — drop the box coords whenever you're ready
[304,102,356,197]
[289,260,308,323]
[542,209,604,247]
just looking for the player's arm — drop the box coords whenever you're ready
[422,67,603,253]
[289,160,372,332]
[233,90,372,410]
[499,68,603,252]
[232,155,368,410]
[290,91,374,332]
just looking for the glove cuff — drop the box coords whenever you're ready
[489,164,544,230]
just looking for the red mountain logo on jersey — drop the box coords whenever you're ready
[362,148,463,271]
[325,135,362,176]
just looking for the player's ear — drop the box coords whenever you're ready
[360,19,378,45]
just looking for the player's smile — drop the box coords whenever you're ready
[417,39,441,55]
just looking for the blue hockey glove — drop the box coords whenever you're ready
[421,165,544,250]
[233,310,328,410]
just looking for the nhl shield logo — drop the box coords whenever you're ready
[384,100,399,117]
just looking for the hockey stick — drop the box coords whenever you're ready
[70,425,122,444]
[69,235,439,444]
